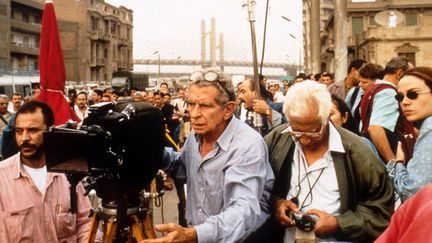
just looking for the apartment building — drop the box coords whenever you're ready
[321,0,432,72]
[0,0,133,83]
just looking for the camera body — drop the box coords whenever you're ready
[288,211,316,232]
[43,101,165,204]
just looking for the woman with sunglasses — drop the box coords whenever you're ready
[387,67,432,202]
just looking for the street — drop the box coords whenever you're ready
[152,187,180,237]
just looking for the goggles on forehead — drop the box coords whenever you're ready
[189,70,232,99]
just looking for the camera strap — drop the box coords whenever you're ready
[66,174,80,214]
[294,150,326,210]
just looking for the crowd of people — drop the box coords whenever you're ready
[0,55,431,242]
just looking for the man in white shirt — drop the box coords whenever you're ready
[265,81,394,242]
[0,100,92,242]
[8,93,23,114]
[74,91,89,127]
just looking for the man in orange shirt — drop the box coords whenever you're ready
[0,100,92,242]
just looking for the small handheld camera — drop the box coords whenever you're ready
[288,211,316,232]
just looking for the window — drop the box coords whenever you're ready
[91,16,98,31]
[34,14,41,24]
[22,12,29,23]
[369,15,378,26]
[23,36,29,46]
[110,22,116,35]
[352,16,364,35]
[113,45,117,59]
[398,53,416,66]
[0,58,6,69]
[104,20,109,33]
[406,13,417,26]
[0,5,6,16]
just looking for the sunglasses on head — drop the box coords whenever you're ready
[189,70,235,101]
[395,90,432,102]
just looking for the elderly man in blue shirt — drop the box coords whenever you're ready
[142,70,274,243]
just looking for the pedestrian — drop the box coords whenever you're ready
[330,94,359,135]
[142,69,274,243]
[375,185,432,243]
[0,100,92,242]
[386,67,432,201]
[359,56,414,162]
[237,77,283,135]
[265,81,394,242]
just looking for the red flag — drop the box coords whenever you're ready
[36,0,80,125]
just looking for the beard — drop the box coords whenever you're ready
[19,141,44,161]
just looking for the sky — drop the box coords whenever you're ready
[105,0,302,75]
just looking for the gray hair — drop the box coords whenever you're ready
[134,91,143,97]
[0,94,9,100]
[189,68,236,106]
[283,80,331,124]
[384,56,412,75]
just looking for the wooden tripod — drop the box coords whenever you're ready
[86,207,156,243]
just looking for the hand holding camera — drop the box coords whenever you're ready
[287,210,317,232]
[274,197,299,227]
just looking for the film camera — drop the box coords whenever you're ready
[43,101,165,211]
[288,211,317,232]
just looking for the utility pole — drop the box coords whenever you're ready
[245,0,263,134]
[334,0,348,90]
[310,0,321,74]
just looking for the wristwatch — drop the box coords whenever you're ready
[265,108,271,116]
[388,159,405,166]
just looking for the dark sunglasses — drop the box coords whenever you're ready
[395,90,432,102]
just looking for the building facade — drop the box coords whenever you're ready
[0,0,42,73]
[302,0,335,74]
[321,0,432,73]
[0,0,133,83]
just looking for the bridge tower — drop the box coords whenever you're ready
[201,18,224,70]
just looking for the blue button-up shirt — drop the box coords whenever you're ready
[180,116,274,243]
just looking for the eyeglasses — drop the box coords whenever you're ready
[395,90,432,102]
[287,123,326,138]
[189,70,231,98]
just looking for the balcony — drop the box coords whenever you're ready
[89,29,110,42]
[96,58,105,66]
[117,61,126,69]
[90,58,105,67]
[10,19,41,34]
[10,42,39,56]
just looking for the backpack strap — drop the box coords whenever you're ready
[350,86,360,108]
[360,83,396,134]
[0,115,8,126]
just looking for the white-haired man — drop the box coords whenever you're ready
[265,81,394,242]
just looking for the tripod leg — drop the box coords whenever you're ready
[86,213,100,243]
[130,215,145,241]
[142,213,157,239]
[104,218,117,243]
